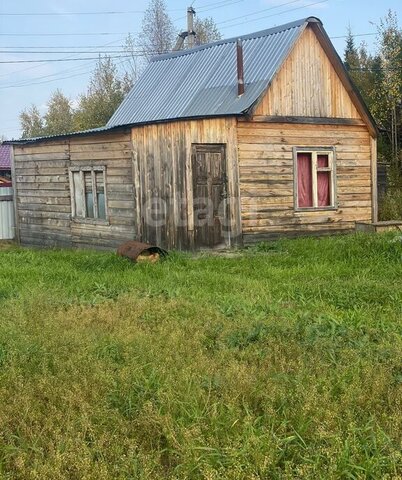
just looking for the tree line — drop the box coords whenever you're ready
[19,59,133,139]
[18,0,221,139]
[344,10,401,169]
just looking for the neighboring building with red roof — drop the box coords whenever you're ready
[0,144,11,170]
[0,144,12,187]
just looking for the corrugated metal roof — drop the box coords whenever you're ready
[4,125,123,145]
[107,17,312,128]
[7,16,341,145]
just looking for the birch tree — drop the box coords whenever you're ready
[194,17,221,45]
[139,0,176,59]
[19,105,45,139]
[74,57,132,131]
[44,90,74,136]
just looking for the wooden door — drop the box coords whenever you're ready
[192,144,228,248]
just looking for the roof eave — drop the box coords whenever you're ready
[3,125,131,146]
[4,113,245,145]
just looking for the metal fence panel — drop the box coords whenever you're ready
[0,187,14,240]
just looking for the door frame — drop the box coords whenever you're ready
[190,143,230,249]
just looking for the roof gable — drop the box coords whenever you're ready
[107,18,308,127]
[307,21,377,136]
[253,26,362,119]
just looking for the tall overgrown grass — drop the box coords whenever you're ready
[379,188,402,221]
[0,233,401,479]
[379,168,402,221]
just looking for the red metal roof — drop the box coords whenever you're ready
[0,144,11,170]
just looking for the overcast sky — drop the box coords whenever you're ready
[0,0,400,139]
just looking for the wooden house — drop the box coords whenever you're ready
[6,17,378,250]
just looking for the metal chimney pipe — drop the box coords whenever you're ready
[236,38,245,96]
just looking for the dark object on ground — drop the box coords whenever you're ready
[117,241,167,263]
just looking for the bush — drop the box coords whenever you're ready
[378,168,402,221]
[379,188,402,220]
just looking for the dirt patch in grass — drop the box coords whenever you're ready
[0,241,15,250]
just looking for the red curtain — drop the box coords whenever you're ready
[317,155,330,206]
[297,153,313,207]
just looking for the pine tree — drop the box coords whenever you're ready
[344,26,360,73]
[375,10,402,166]
[343,12,401,168]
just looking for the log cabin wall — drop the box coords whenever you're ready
[14,140,73,248]
[237,24,374,243]
[131,117,242,250]
[69,131,135,249]
[13,130,136,249]
[237,122,373,242]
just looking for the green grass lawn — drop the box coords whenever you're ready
[0,233,401,479]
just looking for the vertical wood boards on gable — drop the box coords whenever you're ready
[13,131,136,250]
[254,26,362,119]
[237,120,373,242]
[131,117,242,250]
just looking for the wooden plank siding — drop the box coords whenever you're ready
[239,23,375,243]
[254,26,362,119]
[14,140,72,248]
[11,22,376,250]
[131,117,242,250]
[237,121,373,243]
[69,131,134,249]
[13,130,136,249]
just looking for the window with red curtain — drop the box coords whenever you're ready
[296,150,334,209]
[317,154,330,207]
[297,153,313,207]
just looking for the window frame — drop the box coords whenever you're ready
[293,146,337,211]
[69,166,108,223]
